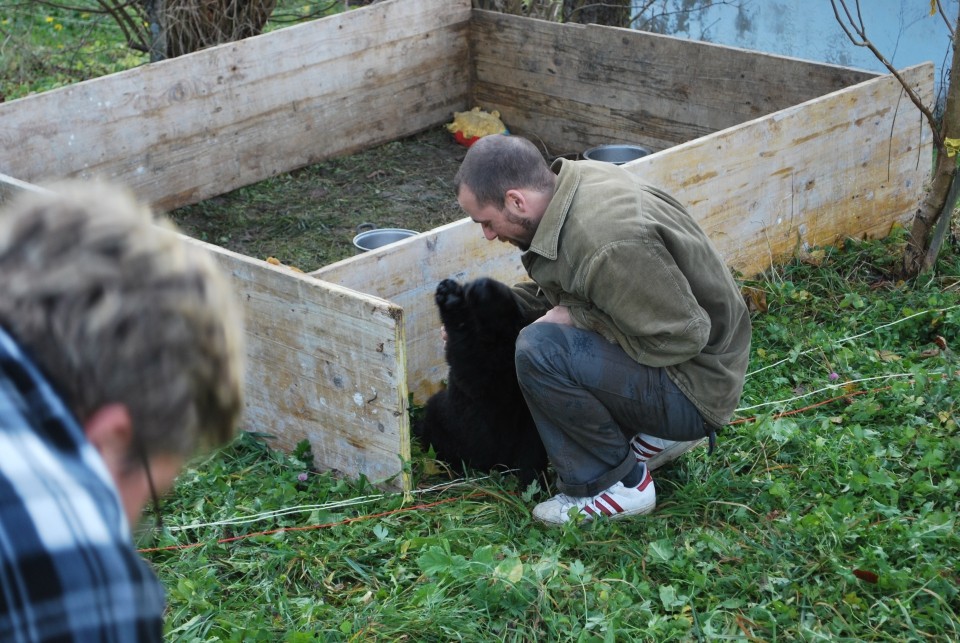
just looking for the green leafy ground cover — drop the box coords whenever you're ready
[138,232,960,641]
[0,0,345,101]
[6,4,958,638]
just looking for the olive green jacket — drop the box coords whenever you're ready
[515,158,752,428]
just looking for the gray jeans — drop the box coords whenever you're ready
[515,322,707,496]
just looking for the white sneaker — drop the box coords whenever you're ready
[630,434,704,470]
[532,466,656,525]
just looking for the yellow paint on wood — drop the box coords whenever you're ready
[626,64,933,277]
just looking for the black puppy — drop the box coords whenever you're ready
[413,277,548,484]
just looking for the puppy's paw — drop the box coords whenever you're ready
[435,279,465,313]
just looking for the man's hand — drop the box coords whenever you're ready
[534,305,572,326]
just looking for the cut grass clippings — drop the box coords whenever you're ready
[139,230,960,641]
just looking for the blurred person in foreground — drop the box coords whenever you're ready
[453,134,751,526]
[0,181,245,641]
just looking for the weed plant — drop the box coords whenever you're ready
[139,230,959,641]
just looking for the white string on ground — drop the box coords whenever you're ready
[734,371,931,413]
[744,304,959,379]
[170,306,959,532]
[167,474,500,532]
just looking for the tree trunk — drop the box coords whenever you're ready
[145,0,167,62]
[903,12,960,276]
[159,0,278,59]
[906,152,956,276]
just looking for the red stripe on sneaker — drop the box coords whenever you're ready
[631,446,657,461]
[630,443,647,456]
[635,438,663,453]
[599,494,623,515]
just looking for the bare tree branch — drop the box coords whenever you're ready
[270,1,341,23]
[832,0,959,276]
[98,0,149,53]
[934,0,955,38]
[831,0,944,150]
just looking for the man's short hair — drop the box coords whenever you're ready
[454,134,556,208]
[0,180,245,458]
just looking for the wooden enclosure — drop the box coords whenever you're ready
[0,0,933,491]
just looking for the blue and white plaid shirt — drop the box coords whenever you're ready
[0,327,165,642]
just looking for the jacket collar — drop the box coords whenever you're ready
[524,158,579,262]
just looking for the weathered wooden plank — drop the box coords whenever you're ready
[318,66,932,408]
[0,173,411,489]
[191,239,411,491]
[0,0,471,211]
[311,219,527,404]
[628,64,933,277]
[1,8,931,495]
[470,11,878,155]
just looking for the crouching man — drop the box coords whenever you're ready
[453,135,751,525]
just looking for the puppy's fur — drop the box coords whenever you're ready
[413,277,548,483]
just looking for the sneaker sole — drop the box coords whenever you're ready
[582,501,656,521]
[532,501,656,525]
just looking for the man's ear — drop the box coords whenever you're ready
[83,403,134,473]
[504,189,526,212]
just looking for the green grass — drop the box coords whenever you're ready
[0,0,347,101]
[139,231,960,641]
[168,126,465,271]
[0,1,143,100]
[8,3,957,637]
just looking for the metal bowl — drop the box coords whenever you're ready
[582,144,652,165]
[352,227,418,252]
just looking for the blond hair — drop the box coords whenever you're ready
[0,181,245,457]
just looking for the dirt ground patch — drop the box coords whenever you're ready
[170,125,468,272]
